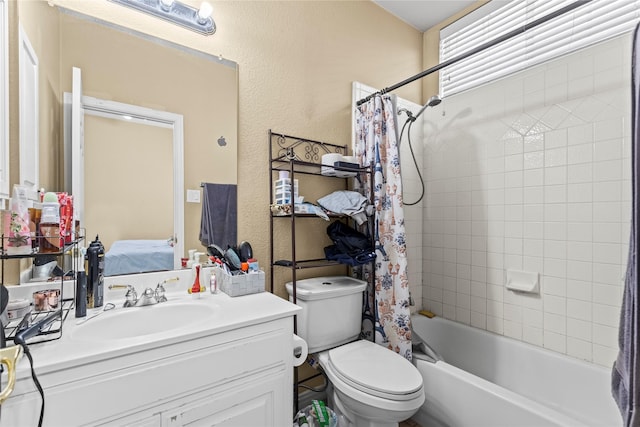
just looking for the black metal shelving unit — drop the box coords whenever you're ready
[1,234,82,345]
[268,130,374,414]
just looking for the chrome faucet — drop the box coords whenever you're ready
[136,287,158,307]
[109,277,178,308]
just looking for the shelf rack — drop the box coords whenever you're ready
[268,131,372,300]
[1,234,82,345]
[268,130,374,415]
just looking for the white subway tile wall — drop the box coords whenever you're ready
[422,35,632,368]
[401,111,424,314]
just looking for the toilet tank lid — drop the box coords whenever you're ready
[285,276,366,301]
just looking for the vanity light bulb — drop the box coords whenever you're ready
[159,0,174,12]
[197,2,213,23]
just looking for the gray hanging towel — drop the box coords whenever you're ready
[613,21,640,427]
[199,183,237,249]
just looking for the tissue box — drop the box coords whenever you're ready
[216,268,265,297]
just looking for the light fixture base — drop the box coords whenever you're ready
[109,0,216,36]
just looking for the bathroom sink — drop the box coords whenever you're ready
[71,301,218,341]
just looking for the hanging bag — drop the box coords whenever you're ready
[324,221,376,266]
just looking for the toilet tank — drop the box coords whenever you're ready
[285,276,367,353]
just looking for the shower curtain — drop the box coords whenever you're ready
[613,22,640,427]
[354,94,412,360]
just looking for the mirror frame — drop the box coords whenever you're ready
[69,90,185,270]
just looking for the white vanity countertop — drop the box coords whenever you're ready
[7,270,301,382]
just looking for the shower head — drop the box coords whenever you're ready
[412,95,442,122]
[427,95,442,107]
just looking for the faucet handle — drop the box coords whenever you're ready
[160,277,179,285]
[109,284,137,307]
[155,283,167,303]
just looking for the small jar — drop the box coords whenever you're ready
[6,299,31,321]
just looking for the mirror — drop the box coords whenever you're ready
[10,2,238,279]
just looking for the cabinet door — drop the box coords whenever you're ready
[161,372,285,427]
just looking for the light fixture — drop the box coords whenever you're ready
[108,0,216,36]
[197,2,213,25]
[159,0,174,12]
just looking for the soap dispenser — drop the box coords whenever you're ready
[186,249,197,268]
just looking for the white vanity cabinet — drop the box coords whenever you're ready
[1,291,300,427]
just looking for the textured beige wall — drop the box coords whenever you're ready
[16,0,422,295]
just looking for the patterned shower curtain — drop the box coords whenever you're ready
[354,94,412,360]
[612,21,640,426]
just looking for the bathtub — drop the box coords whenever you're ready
[410,314,621,427]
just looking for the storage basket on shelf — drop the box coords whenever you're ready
[273,177,299,205]
[215,268,265,297]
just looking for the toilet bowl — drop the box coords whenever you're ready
[318,340,424,427]
[285,276,425,427]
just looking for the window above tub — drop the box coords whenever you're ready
[439,0,640,97]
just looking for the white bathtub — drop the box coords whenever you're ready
[410,314,621,427]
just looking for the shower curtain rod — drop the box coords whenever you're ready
[356,0,593,106]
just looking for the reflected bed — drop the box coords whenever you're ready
[104,239,173,277]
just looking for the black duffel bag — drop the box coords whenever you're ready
[324,221,376,266]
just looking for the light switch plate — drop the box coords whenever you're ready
[187,189,201,203]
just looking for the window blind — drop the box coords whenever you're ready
[440,0,640,97]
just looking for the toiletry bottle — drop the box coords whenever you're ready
[210,267,218,294]
[76,270,87,318]
[28,201,41,250]
[7,185,33,255]
[189,263,206,295]
[39,193,61,253]
[86,235,105,308]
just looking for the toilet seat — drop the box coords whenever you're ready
[325,340,423,401]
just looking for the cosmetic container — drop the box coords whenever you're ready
[39,193,61,253]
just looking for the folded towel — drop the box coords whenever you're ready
[317,190,371,225]
[199,183,237,249]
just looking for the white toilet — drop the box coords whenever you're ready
[286,276,424,427]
